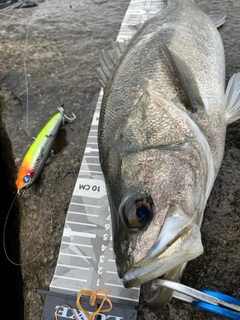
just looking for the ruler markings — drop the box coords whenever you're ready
[81,163,100,167]
[86,138,97,142]
[105,283,140,291]
[106,270,118,275]
[77,174,101,179]
[67,211,99,217]
[57,263,90,270]
[82,156,99,160]
[50,286,83,293]
[80,170,102,174]
[63,229,96,238]
[84,156,99,159]
[56,260,91,269]
[60,253,92,259]
[105,282,126,288]
[61,242,93,248]
[70,202,101,208]
[84,147,99,153]
[53,275,87,282]
[66,221,97,227]
[86,143,98,147]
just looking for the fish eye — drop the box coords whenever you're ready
[121,193,153,229]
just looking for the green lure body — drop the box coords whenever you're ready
[16,107,76,193]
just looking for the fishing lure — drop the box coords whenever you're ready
[15,106,76,193]
[3,107,76,266]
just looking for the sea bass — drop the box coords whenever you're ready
[97,0,240,310]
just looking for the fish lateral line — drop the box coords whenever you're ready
[122,141,193,156]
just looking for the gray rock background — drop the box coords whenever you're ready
[0,0,239,319]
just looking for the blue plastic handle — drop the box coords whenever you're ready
[192,301,240,320]
[192,289,240,320]
[200,290,240,307]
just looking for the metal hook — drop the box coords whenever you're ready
[17,188,27,196]
[57,106,76,123]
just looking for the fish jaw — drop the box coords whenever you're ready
[111,198,204,309]
[113,198,204,286]
[122,222,203,288]
[114,208,203,310]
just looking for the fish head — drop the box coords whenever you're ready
[100,91,210,306]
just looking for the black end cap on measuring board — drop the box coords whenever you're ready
[36,288,138,320]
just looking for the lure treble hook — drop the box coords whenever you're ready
[57,106,76,123]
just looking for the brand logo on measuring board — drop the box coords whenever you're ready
[55,304,124,320]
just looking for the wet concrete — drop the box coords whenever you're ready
[0,0,239,319]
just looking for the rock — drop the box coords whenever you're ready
[0,0,239,319]
[0,1,130,319]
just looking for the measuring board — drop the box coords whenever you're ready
[45,0,166,319]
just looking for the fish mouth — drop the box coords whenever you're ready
[122,221,203,309]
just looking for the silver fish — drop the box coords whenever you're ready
[97,0,240,310]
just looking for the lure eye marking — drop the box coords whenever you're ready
[23,175,31,184]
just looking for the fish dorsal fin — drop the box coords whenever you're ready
[96,40,129,88]
[208,12,226,28]
[162,45,207,114]
[225,72,240,124]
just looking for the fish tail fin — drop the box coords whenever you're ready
[225,72,240,124]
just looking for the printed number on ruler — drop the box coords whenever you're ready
[97,206,112,286]
[74,178,106,198]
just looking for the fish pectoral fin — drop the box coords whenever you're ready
[208,12,226,29]
[162,45,207,114]
[225,72,240,124]
[96,40,128,88]
[128,23,142,31]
